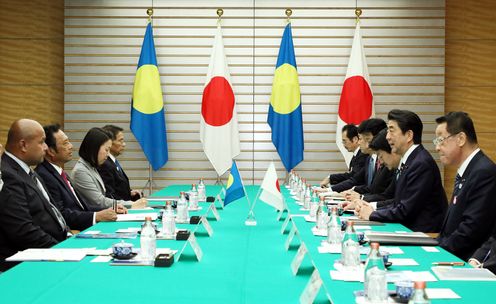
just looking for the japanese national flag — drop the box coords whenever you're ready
[259,162,284,211]
[336,21,373,166]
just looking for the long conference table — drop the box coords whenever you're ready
[0,184,495,303]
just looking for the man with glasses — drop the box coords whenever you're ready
[435,112,496,261]
[320,124,366,187]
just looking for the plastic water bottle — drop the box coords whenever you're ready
[364,242,387,302]
[140,216,156,262]
[316,197,327,230]
[408,281,430,304]
[197,178,206,202]
[299,181,306,205]
[304,184,311,210]
[162,201,176,239]
[190,183,198,209]
[176,191,189,223]
[341,221,360,269]
[327,207,341,244]
[309,189,319,218]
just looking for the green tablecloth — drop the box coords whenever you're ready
[0,184,494,303]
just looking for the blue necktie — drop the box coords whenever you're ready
[114,159,122,172]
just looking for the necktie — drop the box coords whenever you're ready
[114,159,122,172]
[348,155,356,171]
[375,159,381,172]
[61,170,85,210]
[367,157,375,186]
[452,174,462,204]
[29,170,68,232]
[396,163,406,180]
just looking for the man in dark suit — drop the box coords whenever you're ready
[469,234,496,274]
[0,119,68,271]
[320,124,366,187]
[331,118,391,193]
[98,125,141,201]
[434,112,496,261]
[344,128,398,208]
[35,124,118,232]
[356,109,448,233]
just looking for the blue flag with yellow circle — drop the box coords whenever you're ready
[131,22,168,171]
[267,23,304,172]
[224,161,245,206]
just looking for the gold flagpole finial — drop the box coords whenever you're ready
[217,8,224,19]
[147,8,153,22]
[355,8,362,23]
[285,9,293,23]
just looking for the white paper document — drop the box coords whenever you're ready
[388,258,419,266]
[311,227,327,237]
[425,288,461,299]
[432,266,496,281]
[422,246,440,252]
[116,213,158,222]
[6,248,88,262]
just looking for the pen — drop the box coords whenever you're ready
[432,262,465,266]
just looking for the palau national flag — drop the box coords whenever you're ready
[268,23,304,172]
[336,20,373,166]
[224,161,246,206]
[130,22,168,171]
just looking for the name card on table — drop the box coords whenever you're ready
[291,242,308,275]
[215,194,224,210]
[285,222,299,251]
[201,216,214,237]
[281,215,292,234]
[299,269,324,304]
[177,233,203,262]
[208,203,221,221]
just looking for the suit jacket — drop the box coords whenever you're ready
[331,153,371,192]
[329,150,368,185]
[0,154,66,271]
[354,164,394,195]
[97,158,134,201]
[369,145,448,233]
[364,177,397,208]
[71,158,132,210]
[35,160,95,231]
[437,151,496,261]
[472,235,496,274]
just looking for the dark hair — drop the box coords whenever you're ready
[357,118,387,137]
[435,112,477,144]
[341,124,358,141]
[79,127,112,167]
[369,128,391,153]
[102,125,123,140]
[387,109,423,144]
[43,124,62,152]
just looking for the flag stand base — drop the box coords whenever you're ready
[245,211,257,226]
[245,218,257,226]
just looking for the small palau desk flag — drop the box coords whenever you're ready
[224,161,245,206]
[267,23,304,172]
[130,22,168,171]
[336,20,373,166]
[200,22,241,175]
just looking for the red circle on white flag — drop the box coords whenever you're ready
[202,76,235,126]
[338,75,373,125]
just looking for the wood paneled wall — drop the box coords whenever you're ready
[445,0,496,194]
[0,0,64,143]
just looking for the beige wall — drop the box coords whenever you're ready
[0,0,64,144]
[445,0,496,194]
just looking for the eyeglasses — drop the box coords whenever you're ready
[433,133,458,146]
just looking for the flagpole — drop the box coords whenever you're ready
[244,183,257,226]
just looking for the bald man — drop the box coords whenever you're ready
[0,119,68,271]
